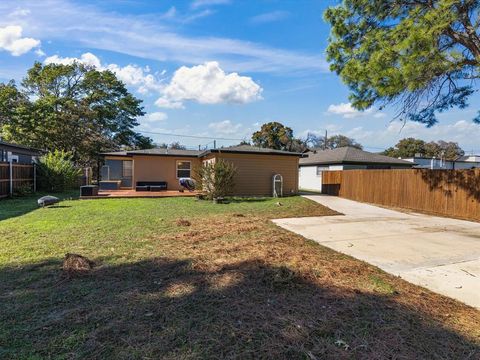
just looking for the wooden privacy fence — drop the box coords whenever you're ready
[0,162,36,198]
[322,169,480,221]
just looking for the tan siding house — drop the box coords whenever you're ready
[215,153,298,196]
[132,156,201,191]
[102,145,301,196]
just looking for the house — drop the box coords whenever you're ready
[0,140,41,164]
[299,146,414,192]
[101,145,301,196]
[401,154,480,169]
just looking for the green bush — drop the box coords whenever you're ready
[193,159,236,201]
[37,150,82,192]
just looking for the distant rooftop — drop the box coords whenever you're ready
[0,140,42,154]
[300,147,414,166]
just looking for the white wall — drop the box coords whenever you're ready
[299,166,322,192]
[403,157,480,169]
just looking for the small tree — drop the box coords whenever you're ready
[37,150,82,192]
[193,159,236,200]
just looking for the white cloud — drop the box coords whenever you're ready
[208,120,242,135]
[250,11,289,24]
[0,25,40,56]
[154,98,185,109]
[44,52,101,67]
[191,0,230,9]
[156,61,262,108]
[326,102,385,119]
[0,0,327,74]
[8,8,31,18]
[299,119,480,152]
[34,48,46,57]
[44,52,165,94]
[315,120,480,151]
[141,112,168,123]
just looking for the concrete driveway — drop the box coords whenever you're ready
[273,195,480,308]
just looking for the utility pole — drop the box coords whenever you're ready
[324,130,328,150]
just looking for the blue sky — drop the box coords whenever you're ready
[1,0,479,152]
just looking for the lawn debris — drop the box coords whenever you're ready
[176,219,191,227]
[37,195,60,207]
[232,213,245,217]
[62,253,93,273]
[266,265,296,286]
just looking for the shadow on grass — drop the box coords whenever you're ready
[1,258,478,359]
[0,191,78,221]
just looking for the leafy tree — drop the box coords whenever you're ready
[325,1,480,126]
[383,138,427,158]
[37,150,82,192]
[0,62,153,166]
[155,142,187,150]
[193,159,237,200]
[307,133,363,150]
[252,122,307,152]
[169,141,187,150]
[425,140,464,159]
[383,138,464,159]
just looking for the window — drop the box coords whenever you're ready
[316,166,329,176]
[177,161,191,178]
[122,160,132,177]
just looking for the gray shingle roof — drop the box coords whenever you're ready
[0,140,42,154]
[128,148,203,156]
[210,144,302,156]
[102,145,302,158]
[300,147,414,166]
[101,148,202,157]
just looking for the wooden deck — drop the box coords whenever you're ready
[81,189,199,199]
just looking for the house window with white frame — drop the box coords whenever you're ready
[316,166,329,176]
[177,160,191,178]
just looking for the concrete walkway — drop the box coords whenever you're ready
[273,195,480,308]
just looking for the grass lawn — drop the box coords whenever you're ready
[1,194,479,359]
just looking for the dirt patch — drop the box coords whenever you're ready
[176,219,191,227]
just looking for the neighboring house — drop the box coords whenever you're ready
[402,155,480,169]
[0,140,41,164]
[299,146,414,192]
[101,145,301,196]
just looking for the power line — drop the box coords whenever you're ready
[137,129,246,142]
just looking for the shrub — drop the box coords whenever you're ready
[13,183,33,197]
[193,159,236,200]
[37,150,82,192]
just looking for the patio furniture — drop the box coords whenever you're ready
[135,181,168,191]
[80,185,99,197]
[99,180,121,191]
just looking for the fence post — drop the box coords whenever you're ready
[33,163,37,192]
[9,159,13,196]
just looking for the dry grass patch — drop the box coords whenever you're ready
[0,196,478,359]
